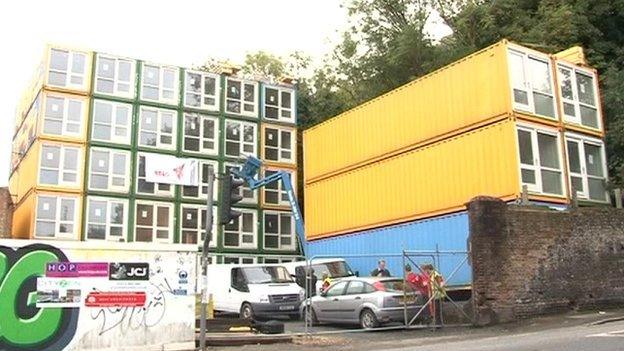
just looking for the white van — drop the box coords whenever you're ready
[284,258,356,294]
[207,264,304,320]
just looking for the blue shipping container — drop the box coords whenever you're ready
[305,212,471,287]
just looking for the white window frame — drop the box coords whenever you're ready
[263,256,297,264]
[224,163,258,204]
[136,153,175,197]
[47,48,88,89]
[224,120,257,158]
[184,70,220,111]
[34,195,79,239]
[222,256,257,264]
[91,100,132,145]
[507,47,558,119]
[179,204,217,247]
[222,208,257,249]
[225,78,258,117]
[94,54,136,98]
[263,210,296,251]
[564,133,609,202]
[263,85,295,123]
[557,64,602,130]
[85,197,129,241]
[262,169,296,207]
[88,148,131,192]
[141,63,179,105]
[515,124,565,196]
[138,106,177,150]
[263,126,295,163]
[38,144,82,187]
[182,160,219,201]
[134,201,174,244]
[182,113,219,155]
[42,94,84,137]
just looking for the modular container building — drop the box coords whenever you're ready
[9,45,301,264]
[303,41,609,285]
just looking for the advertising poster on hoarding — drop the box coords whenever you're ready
[46,262,109,278]
[36,278,83,308]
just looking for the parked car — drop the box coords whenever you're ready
[284,258,356,293]
[207,264,304,320]
[303,277,426,329]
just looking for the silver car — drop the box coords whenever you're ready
[304,277,426,329]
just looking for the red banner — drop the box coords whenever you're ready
[85,292,146,307]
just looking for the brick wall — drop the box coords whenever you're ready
[468,196,624,325]
[0,187,13,238]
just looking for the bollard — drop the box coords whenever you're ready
[615,188,622,209]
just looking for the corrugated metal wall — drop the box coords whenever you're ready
[304,41,510,183]
[305,212,471,287]
[305,119,519,239]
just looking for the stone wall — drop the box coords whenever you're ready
[468,196,624,324]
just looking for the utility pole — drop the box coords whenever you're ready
[199,165,214,351]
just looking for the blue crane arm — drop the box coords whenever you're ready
[232,156,307,248]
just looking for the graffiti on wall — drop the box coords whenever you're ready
[0,244,79,351]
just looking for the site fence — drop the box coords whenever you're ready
[302,248,474,335]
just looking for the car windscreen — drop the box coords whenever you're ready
[311,261,354,279]
[242,266,293,284]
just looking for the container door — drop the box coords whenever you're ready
[558,65,582,125]
[508,50,532,113]
[582,140,608,202]
[565,138,587,198]
[516,127,540,193]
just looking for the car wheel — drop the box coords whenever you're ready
[240,303,254,320]
[360,309,379,329]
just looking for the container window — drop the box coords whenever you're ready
[39,144,81,186]
[183,113,218,155]
[223,256,256,264]
[88,148,130,192]
[42,95,84,137]
[508,49,557,119]
[182,161,218,201]
[134,201,173,243]
[516,125,564,196]
[136,153,174,197]
[224,120,257,158]
[86,197,128,241]
[565,134,608,202]
[225,78,257,117]
[557,64,601,130]
[35,195,78,239]
[47,48,88,89]
[263,169,295,206]
[95,54,135,98]
[180,205,217,246]
[138,107,177,150]
[263,85,295,123]
[141,64,179,105]
[184,71,219,111]
[224,164,257,204]
[263,126,294,163]
[91,100,132,145]
[264,211,296,250]
[223,208,257,249]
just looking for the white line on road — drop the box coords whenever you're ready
[586,329,624,338]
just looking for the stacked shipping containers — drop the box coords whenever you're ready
[9,45,301,264]
[303,40,609,284]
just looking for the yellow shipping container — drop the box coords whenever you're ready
[304,119,573,240]
[12,190,83,240]
[304,40,605,184]
[9,139,85,204]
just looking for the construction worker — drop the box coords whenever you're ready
[320,272,332,293]
[421,264,445,325]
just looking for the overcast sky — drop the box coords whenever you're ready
[0,0,450,186]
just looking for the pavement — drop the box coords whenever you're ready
[202,308,624,351]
